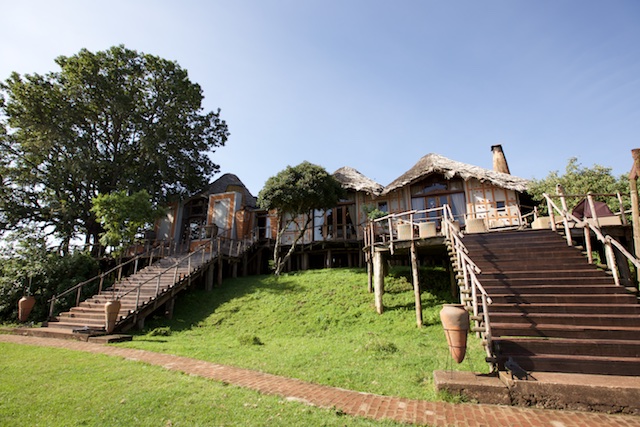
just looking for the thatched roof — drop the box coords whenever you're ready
[333,166,384,196]
[205,173,257,207]
[383,153,529,195]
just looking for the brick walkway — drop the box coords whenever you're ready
[2,334,639,427]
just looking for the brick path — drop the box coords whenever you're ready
[2,334,639,427]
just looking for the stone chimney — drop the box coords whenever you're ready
[491,144,511,174]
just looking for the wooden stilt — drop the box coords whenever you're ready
[373,250,385,314]
[410,239,423,327]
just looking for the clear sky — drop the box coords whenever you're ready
[1,1,639,196]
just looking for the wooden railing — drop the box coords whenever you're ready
[114,240,216,307]
[48,242,173,319]
[366,206,450,254]
[442,214,495,367]
[543,193,640,288]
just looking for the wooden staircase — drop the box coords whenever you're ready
[462,229,640,376]
[42,247,220,338]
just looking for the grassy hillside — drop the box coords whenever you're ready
[118,267,487,401]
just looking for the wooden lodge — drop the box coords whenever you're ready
[151,145,536,273]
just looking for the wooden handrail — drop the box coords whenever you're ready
[543,193,640,287]
[48,242,170,318]
[443,216,495,367]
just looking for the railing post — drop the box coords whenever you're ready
[584,225,593,264]
[546,195,557,232]
[616,192,628,225]
[135,287,141,309]
[155,272,161,295]
[98,275,105,294]
[76,287,82,306]
[586,192,600,229]
[605,237,621,287]
[49,297,56,319]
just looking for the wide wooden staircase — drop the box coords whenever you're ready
[462,229,640,376]
[44,253,208,335]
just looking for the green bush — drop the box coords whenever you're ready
[0,234,99,323]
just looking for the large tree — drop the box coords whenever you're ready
[0,45,229,251]
[258,161,344,276]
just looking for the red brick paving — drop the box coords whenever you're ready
[2,334,639,426]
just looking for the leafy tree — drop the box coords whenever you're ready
[528,157,629,214]
[0,228,98,323]
[0,45,229,252]
[258,162,344,275]
[91,190,163,255]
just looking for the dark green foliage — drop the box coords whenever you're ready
[257,161,345,275]
[91,189,164,254]
[0,45,229,249]
[258,161,344,215]
[528,157,629,214]
[0,231,99,322]
[147,326,172,337]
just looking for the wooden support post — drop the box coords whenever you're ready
[410,239,423,328]
[217,257,223,287]
[165,298,175,319]
[242,253,248,277]
[367,252,373,293]
[373,250,385,314]
[205,264,214,291]
[326,249,333,269]
[136,315,145,330]
[630,149,640,259]
[232,261,238,278]
[301,252,309,271]
[256,249,263,275]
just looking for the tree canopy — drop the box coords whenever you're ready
[91,190,163,255]
[258,161,344,275]
[528,157,629,214]
[0,45,229,251]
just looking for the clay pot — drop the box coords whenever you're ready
[104,300,121,334]
[440,304,470,363]
[18,295,36,322]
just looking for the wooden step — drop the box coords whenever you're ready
[488,303,640,314]
[491,322,640,340]
[488,312,640,328]
[493,337,640,358]
[496,353,640,376]
[488,293,638,304]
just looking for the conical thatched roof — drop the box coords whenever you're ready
[205,173,257,207]
[333,166,384,196]
[383,153,528,195]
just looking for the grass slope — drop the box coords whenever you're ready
[118,267,487,401]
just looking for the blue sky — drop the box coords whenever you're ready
[1,1,639,195]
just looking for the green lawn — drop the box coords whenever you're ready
[0,342,404,427]
[1,267,487,426]
[118,267,488,401]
